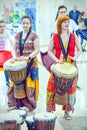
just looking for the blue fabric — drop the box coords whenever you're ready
[76,29,87,40]
[84,18,87,27]
[4,71,10,86]
[30,68,39,80]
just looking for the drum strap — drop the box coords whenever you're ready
[58,33,72,60]
[19,30,31,55]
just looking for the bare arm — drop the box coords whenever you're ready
[28,37,40,59]
[9,38,16,58]
[75,35,82,59]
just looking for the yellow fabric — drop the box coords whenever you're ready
[26,77,39,100]
[26,77,35,88]
[27,56,38,68]
[0,68,4,71]
[63,41,67,48]
[10,81,14,87]
[26,57,39,100]
[35,79,39,100]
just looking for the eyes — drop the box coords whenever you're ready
[0,25,5,28]
[22,22,30,25]
[59,11,66,14]
[63,20,70,24]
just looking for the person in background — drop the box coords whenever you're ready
[79,10,87,49]
[7,16,40,112]
[69,5,80,25]
[52,5,87,42]
[0,20,15,86]
[46,15,82,120]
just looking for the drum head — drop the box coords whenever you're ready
[51,62,78,79]
[4,59,27,71]
[9,109,26,119]
[0,113,22,124]
[33,112,56,121]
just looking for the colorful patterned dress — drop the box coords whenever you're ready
[7,31,39,111]
[46,33,78,112]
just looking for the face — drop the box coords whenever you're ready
[21,18,31,32]
[0,23,5,34]
[61,20,70,30]
[58,8,67,16]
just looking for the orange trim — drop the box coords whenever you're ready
[47,73,56,92]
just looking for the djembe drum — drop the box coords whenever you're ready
[0,113,23,130]
[33,112,56,130]
[4,59,27,99]
[51,62,78,105]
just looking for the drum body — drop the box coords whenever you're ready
[4,59,27,83]
[0,113,22,130]
[51,62,78,105]
[33,112,56,130]
[54,92,68,105]
[26,116,35,130]
[4,59,27,99]
[51,62,78,93]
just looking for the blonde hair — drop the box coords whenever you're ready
[56,15,70,35]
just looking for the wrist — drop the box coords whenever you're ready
[27,56,31,60]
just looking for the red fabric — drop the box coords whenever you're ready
[40,33,76,73]
[0,50,12,67]
[47,73,57,92]
[53,33,75,59]
[40,51,55,73]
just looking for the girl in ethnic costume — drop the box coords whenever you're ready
[46,15,82,120]
[7,16,40,112]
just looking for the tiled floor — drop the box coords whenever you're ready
[0,46,87,130]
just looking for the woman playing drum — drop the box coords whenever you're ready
[7,16,40,112]
[46,15,82,120]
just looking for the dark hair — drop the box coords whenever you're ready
[21,15,32,30]
[58,5,67,13]
[55,5,67,21]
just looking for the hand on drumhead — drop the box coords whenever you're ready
[16,56,27,61]
[10,58,16,63]
[55,60,63,64]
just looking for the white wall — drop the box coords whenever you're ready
[64,0,86,13]
[36,0,64,46]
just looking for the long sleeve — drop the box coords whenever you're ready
[70,19,87,40]
[76,29,87,40]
